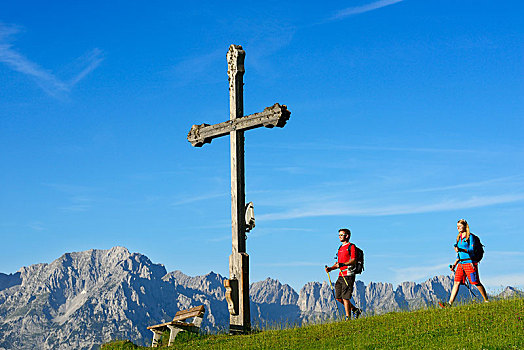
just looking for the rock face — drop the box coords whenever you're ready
[0,247,514,349]
[0,247,176,349]
[0,273,21,292]
[498,286,524,299]
[250,278,300,327]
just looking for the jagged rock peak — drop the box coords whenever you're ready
[498,286,524,299]
[297,281,335,314]
[18,246,167,290]
[163,270,226,300]
[250,277,298,305]
[1,248,519,350]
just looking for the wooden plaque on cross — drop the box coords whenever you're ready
[187,44,290,334]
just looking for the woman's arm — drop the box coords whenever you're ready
[454,241,469,254]
[450,259,459,271]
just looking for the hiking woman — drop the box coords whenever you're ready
[440,219,489,307]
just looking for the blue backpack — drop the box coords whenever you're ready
[470,234,484,263]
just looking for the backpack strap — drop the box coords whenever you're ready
[348,243,355,259]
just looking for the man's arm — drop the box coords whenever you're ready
[325,262,339,272]
[326,244,357,271]
[339,258,356,267]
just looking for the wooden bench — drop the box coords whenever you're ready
[147,305,205,347]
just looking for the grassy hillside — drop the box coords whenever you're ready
[102,298,523,349]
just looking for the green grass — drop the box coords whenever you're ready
[102,297,524,349]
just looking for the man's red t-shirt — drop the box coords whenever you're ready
[338,243,356,277]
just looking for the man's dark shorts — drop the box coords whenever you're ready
[335,274,355,300]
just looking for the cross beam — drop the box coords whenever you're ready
[187,103,290,147]
[186,45,290,334]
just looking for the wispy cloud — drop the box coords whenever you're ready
[59,195,94,212]
[488,251,524,257]
[274,166,308,175]
[258,141,485,155]
[27,222,45,231]
[258,193,524,221]
[44,183,98,194]
[171,20,296,86]
[174,2,399,86]
[260,227,315,232]
[44,183,97,212]
[60,204,92,212]
[409,175,524,193]
[331,0,404,21]
[68,48,104,86]
[171,48,223,86]
[171,192,228,206]
[0,23,103,98]
[256,261,322,267]
[247,226,316,240]
[206,235,230,243]
[244,21,296,74]
[390,262,449,284]
[482,273,524,289]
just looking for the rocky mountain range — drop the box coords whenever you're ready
[0,247,519,349]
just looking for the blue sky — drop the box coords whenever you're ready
[1,0,523,292]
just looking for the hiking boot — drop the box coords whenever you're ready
[438,301,450,308]
[353,308,362,319]
[344,315,350,321]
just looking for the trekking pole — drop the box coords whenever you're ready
[325,266,342,319]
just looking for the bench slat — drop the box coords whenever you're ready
[148,321,195,330]
[148,305,205,330]
[173,305,205,318]
[147,323,169,330]
[171,312,202,323]
[172,306,205,322]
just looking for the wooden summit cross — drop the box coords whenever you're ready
[187,44,291,334]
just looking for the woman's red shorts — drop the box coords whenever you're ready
[454,262,480,285]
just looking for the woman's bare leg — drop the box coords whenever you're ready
[475,283,489,302]
[448,281,461,305]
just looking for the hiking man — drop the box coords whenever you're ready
[439,219,489,308]
[325,228,362,320]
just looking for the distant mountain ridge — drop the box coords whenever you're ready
[0,247,519,350]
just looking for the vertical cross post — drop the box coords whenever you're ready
[186,44,291,335]
[227,45,250,334]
